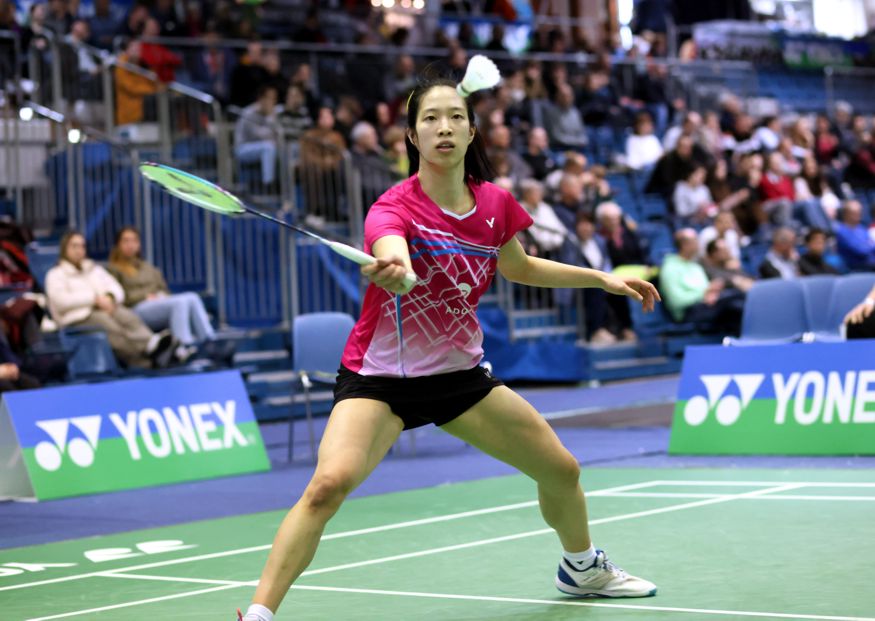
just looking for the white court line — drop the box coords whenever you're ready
[290,585,875,621]
[21,483,820,621]
[25,584,242,621]
[290,483,806,579]
[602,492,875,502]
[0,480,655,593]
[651,481,875,488]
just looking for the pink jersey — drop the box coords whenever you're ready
[341,175,533,377]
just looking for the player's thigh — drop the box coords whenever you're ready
[312,397,404,493]
[441,386,580,488]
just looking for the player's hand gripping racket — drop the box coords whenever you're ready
[139,163,417,293]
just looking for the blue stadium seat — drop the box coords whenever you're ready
[811,273,875,342]
[800,275,838,335]
[726,279,808,345]
[289,312,356,461]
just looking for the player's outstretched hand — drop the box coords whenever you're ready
[601,274,661,313]
[844,299,874,325]
[363,255,415,295]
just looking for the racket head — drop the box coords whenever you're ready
[139,163,246,215]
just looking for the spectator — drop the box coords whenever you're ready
[334,96,363,145]
[663,111,702,152]
[558,212,620,344]
[21,3,51,59]
[545,83,588,152]
[660,228,743,334]
[384,54,417,105]
[278,83,313,143]
[151,0,183,37]
[759,227,800,279]
[299,106,347,222]
[752,116,782,152]
[108,227,231,364]
[795,155,841,220]
[260,48,288,100]
[707,158,752,216]
[521,127,557,181]
[834,200,875,271]
[518,179,568,255]
[798,228,839,276]
[701,238,754,294]
[843,282,875,339]
[188,28,234,102]
[597,201,648,269]
[382,126,409,178]
[645,134,710,198]
[624,112,663,171]
[228,36,267,108]
[727,152,766,236]
[44,0,73,36]
[349,121,396,210]
[45,231,176,369]
[114,38,161,126]
[295,7,327,44]
[87,0,123,50]
[63,19,100,106]
[699,211,741,261]
[759,151,795,227]
[487,124,532,186]
[234,84,280,186]
[673,165,716,226]
[139,17,182,83]
[813,113,840,166]
[0,329,40,393]
[117,4,150,39]
[552,173,586,230]
[788,117,815,155]
[777,137,802,177]
[845,132,875,190]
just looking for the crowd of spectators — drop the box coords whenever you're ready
[3,0,875,360]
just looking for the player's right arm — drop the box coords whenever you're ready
[362,235,415,295]
[845,285,875,325]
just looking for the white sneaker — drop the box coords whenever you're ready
[555,550,657,598]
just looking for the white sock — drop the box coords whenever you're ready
[564,544,597,571]
[243,604,274,621]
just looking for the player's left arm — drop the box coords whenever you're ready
[497,236,660,312]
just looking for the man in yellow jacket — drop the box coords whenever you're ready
[114,38,162,126]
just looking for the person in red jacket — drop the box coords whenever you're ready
[759,151,795,227]
[139,17,181,83]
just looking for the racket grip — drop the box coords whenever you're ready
[328,241,417,292]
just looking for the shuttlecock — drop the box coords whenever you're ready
[456,55,501,98]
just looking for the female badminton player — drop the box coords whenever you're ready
[238,61,660,621]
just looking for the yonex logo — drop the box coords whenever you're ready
[34,416,102,471]
[486,217,495,229]
[683,374,765,427]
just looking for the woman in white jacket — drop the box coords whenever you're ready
[45,232,175,368]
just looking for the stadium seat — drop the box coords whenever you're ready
[725,279,808,345]
[810,273,875,342]
[800,275,838,335]
[25,243,59,292]
[289,311,356,462]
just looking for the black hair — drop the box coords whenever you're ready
[805,227,828,244]
[405,73,494,184]
[705,239,721,256]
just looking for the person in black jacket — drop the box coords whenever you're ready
[798,229,839,276]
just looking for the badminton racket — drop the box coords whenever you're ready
[139,162,417,291]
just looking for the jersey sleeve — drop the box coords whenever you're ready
[364,199,410,253]
[500,190,534,247]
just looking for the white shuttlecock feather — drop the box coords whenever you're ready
[456,55,501,98]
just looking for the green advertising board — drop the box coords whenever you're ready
[670,342,875,455]
[0,370,270,500]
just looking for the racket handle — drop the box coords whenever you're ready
[327,241,417,292]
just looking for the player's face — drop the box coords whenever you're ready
[409,86,475,169]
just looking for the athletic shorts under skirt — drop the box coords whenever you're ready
[333,364,504,430]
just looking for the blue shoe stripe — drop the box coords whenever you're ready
[556,564,578,588]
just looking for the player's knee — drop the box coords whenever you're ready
[549,451,581,489]
[303,472,354,513]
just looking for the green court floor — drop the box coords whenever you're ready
[2,468,874,621]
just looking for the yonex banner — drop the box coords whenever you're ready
[670,341,875,455]
[0,370,270,500]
